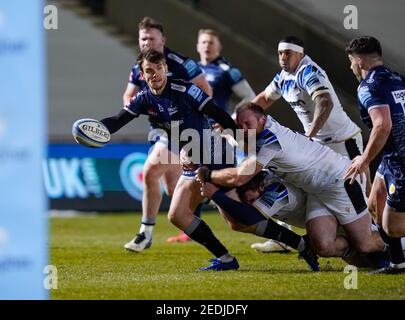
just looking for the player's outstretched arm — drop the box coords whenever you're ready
[198,157,263,187]
[100,109,136,134]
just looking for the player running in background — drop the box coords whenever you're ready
[122,17,212,252]
[251,36,368,252]
[345,36,405,274]
[196,29,255,114]
[253,36,362,157]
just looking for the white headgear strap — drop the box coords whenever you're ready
[278,42,304,53]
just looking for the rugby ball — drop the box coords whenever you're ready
[72,118,111,148]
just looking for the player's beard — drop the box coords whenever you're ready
[149,77,166,93]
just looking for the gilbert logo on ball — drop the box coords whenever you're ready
[72,119,110,148]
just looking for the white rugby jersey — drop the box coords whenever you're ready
[252,173,306,228]
[264,55,360,143]
[255,116,351,193]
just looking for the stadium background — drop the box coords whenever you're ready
[47,0,405,212]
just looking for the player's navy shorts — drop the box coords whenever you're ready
[382,159,405,212]
[376,160,385,177]
[182,164,234,194]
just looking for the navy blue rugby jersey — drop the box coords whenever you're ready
[128,47,203,88]
[198,56,244,112]
[357,65,405,168]
[125,77,212,148]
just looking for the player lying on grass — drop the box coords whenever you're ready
[199,170,388,269]
[197,102,385,259]
[199,170,319,270]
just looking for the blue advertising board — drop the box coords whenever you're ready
[0,1,47,299]
[44,143,171,211]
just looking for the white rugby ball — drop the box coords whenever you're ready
[72,118,111,148]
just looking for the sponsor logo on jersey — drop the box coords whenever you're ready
[205,73,215,82]
[366,71,375,83]
[228,68,242,82]
[358,85,369,93]
[392,89,405,107]
[389,183,396,195]
[167,53,184,64]
[219,62,230,71]
[187,85,202,100]
[184,59,198,76]
[168,105,178,116]
[287,100,306,107]
[171,83,186,92]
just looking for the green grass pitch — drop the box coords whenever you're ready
[51,212,405,300]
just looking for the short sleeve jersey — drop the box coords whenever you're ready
[198,56,244,112]
[357,65,405,168]
[264,55,360,143]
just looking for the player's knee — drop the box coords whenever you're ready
[384,223,405,238]
[165,185,176,198]
[351,237,377,253]
[167,211,177,225]
[312,239,335,257]
[368,202,377,220]
[143,164,161,183]
[229,221,250,233]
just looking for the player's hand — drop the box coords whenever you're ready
[211,123,223,131]
[180,148,198,171]
[200,182,218,198]
[343,155,369,184]
[196,166,210,184]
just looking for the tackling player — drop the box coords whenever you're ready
[200,171,320,271]
[201,170,388,269]
[197,103,385,258]
[344,36,405,274]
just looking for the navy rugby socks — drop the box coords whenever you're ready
[185,217,230,259]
